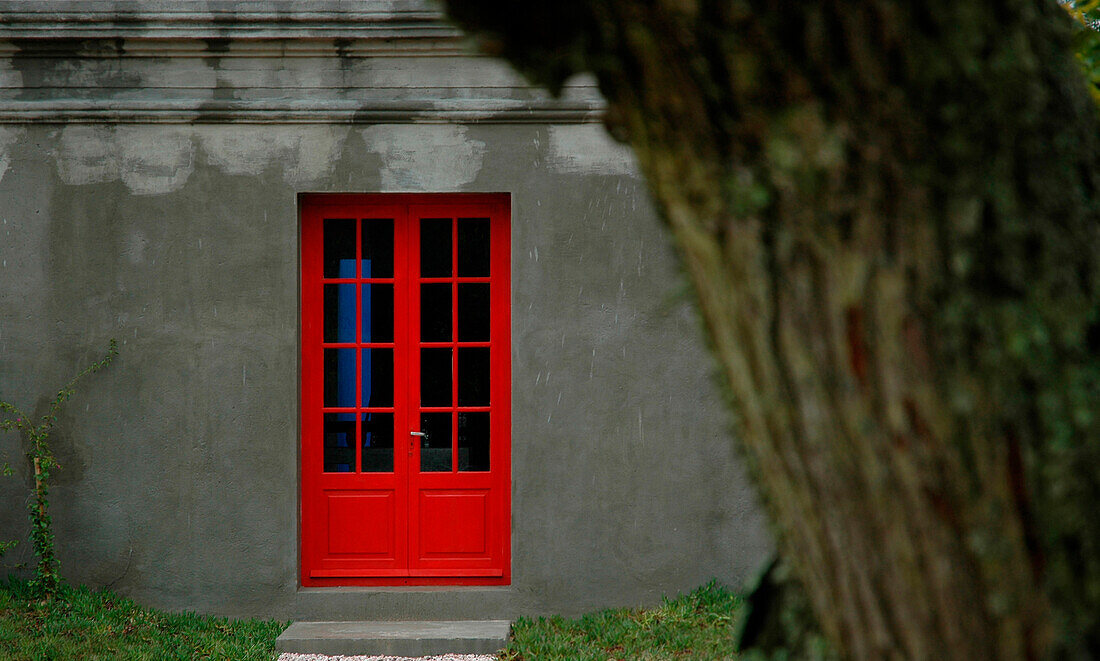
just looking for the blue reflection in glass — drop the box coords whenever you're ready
[333,258,357,406]
[324,348,357,408]
[324,283,356,343]
[362,258,372,342]
[361,349,393,407]
[364,348,372,404]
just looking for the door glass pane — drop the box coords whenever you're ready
[323,218,357,278]
[324,348,357,407]
[458,412,489,472]
[361,219,394,278]
[457,218,490,276]
[362,284,394,343]
[420,218,452,277]
[361,349,393,407]
[324,284,356,343]
[323,413,357,472]
[420,283,451,342]
[457,347,489,406]
[419,412,452,472]
[420,348,452,406]
[361,412,394,472]
[457,283,490,341]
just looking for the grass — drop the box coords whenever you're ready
[0,576,742,660]
[501,581,743,661]
[0,577,286,660]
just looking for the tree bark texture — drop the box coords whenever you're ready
[447,1,1100,658]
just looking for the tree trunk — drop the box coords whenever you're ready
[446,0,1100,658]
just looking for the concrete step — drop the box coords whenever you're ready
[276,620,512,657]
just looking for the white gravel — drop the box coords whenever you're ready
[275,651,499,655]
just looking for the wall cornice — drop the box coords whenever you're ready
[0,1,607,124]
[0,98,606,124]
[0,1,458,41]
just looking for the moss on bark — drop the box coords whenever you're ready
[446,0,1100,658]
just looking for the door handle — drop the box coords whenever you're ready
[409,430,427,454]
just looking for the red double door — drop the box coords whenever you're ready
[300,193,510,586]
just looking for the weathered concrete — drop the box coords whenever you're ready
[0,0,604,125]
[0,0,771,622]
[275,621,511,656]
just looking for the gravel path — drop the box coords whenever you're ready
[277,654,496,661]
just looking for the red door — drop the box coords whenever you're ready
[300,193,510,586]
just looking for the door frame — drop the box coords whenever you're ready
[298,192,511,587]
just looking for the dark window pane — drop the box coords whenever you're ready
[421,348,452,406]
[420,218,452,277]
[323,413,357,473]
[362,284,394,343]
[420,283,452,342]
[458,412,490,472]
[361,219,394,278]
[457,347,489,406]
[420,412,452,472]
[457,283,490,341]
[361,412,394,472]
[324,348,357,407]
[323,218,356,278]
[324,283,357,343]
[457,218,490,276]
[362,349,393,407]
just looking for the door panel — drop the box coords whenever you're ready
[419,491,489,555]
[300,194,510,587]
[327,492,397,556]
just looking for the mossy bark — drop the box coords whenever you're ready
[445,0,1100,658]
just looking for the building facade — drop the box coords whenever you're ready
[0,0,770,620]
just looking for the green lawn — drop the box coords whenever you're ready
[0,577,285,661]
[502,581,742,661]
[0,577,742,660]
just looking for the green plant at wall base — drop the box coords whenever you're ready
[0,577,286,660]
[0,339,118,599]
[0,462,13,560]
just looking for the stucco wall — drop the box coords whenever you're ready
[0,1,770,620]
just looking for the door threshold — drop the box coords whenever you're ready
[297,585,514,594]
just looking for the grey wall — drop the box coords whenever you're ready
[0,1,770,621]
